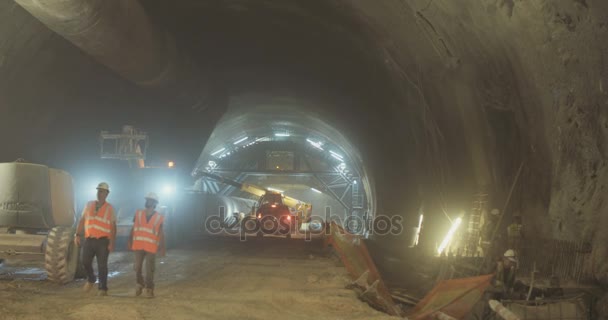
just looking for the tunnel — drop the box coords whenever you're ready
[1,0,608,317]
[192,101,373,230]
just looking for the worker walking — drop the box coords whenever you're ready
[129,192,166,298]
[74,182,117,296]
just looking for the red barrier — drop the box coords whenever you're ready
[328,222,402,316]
[407,274,493,319]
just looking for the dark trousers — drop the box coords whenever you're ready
[134,250,156,289]
[82,237,110,290]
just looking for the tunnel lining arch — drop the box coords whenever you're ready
[192,98,376,229]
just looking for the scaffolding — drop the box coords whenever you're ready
[99,125,148,167]
[465,191,488,257]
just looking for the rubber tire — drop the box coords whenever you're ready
[45,226,82,284]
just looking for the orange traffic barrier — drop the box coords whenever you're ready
[407,274,494,319]
[328,222,402,316]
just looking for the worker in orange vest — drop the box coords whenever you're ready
[129,192,166,298]
[74,182,117,296]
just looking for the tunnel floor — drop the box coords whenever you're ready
[0,237,395,320]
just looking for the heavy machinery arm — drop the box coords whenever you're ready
[199,172,267,198]
[281,197,312,217]
[199,172,311,217]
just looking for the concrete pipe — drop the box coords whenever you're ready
[15,0,187,88]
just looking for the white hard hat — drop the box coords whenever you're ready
[504,249,518,262]
[96,182,110,191]
[145,192,159,202]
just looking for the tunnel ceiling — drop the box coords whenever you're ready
[2,0,608,282]
[195,99,366,176]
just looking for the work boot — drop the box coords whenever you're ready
[135,285,143,297]
[97,290,108,297]
[83,282,94,293]
[144,288,154,298]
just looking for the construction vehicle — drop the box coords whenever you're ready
[198,171,312,238]
[0,161,83,284]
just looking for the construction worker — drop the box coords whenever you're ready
[74,182,117,296]
[477,250,519,318]
[494,249,518,296]
[129,192,166,298]
[507,214,524,254]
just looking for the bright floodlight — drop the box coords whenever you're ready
[311,188,322,194]
[437,217,462,255]
[163,185,175,195]
[211,148,226,156]
[275,133,290,137]
[233,137,248,145]
[168,161,175,168]
[414,214,424,246]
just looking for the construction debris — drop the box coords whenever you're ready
[489,300,521,320]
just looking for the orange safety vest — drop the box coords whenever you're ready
[84,201,113,238]
[132,210,164,254]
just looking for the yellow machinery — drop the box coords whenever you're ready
[0,161,82,284]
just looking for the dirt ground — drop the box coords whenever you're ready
[0,236,397,320]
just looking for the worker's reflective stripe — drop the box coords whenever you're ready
[133,236,160,245]
[132,210,164,254]
[85,224,112,233]
[88,216,111,224]
[84,201,113,238]
[133,226,155,234]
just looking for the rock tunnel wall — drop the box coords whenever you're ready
[1,0,608,283]
[324,0,608,284]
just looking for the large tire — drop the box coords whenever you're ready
[45,226,82,284]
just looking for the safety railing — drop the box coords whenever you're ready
[516,239,592,284]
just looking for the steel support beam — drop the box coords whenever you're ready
[314,175,350,212]
[209,170,343,177]
[340,184,352,203]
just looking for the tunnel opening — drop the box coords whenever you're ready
[189,99,375,238]
[2,0,608,317]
